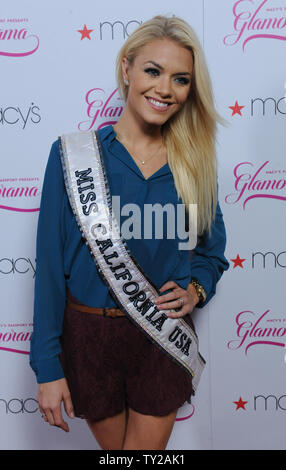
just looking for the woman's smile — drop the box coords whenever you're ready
[144,95,173,112]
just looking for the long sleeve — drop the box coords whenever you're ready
[29,140,67,383]
[190,200,229,308]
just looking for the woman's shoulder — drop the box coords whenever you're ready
[46,125,115,177]
[96,124,115,145]
[43,137,65,185]
[46,124,110,167]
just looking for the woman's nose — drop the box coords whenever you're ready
[155,76,172,97]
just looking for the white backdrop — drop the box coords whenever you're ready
[0,0,285,450]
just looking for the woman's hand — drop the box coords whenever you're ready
[37,377,75,432]
[153,280,200,318]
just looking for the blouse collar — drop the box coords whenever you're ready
[97,124,172,182]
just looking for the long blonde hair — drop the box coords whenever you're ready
[116,15,228,237]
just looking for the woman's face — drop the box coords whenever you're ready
[122,38,194,128]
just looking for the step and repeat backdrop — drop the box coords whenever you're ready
[0,0,285,450]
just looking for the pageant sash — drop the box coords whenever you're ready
[58,130,206,393]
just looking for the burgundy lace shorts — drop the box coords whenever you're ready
[58,287,194,423]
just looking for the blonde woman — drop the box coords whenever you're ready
[30,15,229,450]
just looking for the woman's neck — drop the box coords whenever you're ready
[113,109,163,149]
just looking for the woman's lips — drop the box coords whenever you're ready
[145,96,173,112]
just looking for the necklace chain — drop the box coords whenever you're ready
[115,131,164,165]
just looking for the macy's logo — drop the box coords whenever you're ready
[233,394,286,411]
[223,0,286,51]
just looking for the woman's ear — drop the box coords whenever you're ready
[121,56,129,83]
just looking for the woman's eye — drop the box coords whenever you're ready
[175,77,190,85]
[144,68,190,85]
[144,67,160,77]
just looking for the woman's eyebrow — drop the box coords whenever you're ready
[144,60,192,76]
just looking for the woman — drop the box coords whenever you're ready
[30,15,229,450]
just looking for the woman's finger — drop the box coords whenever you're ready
[52,405,69,432]
[155,288,182,305]
[159,281,178,292]
[166,305,189,318]
[156,296,196,317]
[63,393,75,420]
[155,299,191,318]
[156,297,185,310]
[155,286,186,305]
[39,406,48,422]
[44,408,55,426]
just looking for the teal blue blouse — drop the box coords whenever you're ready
[29,124,229,383]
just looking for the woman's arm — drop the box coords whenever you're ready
[29,140,67,383]
[188,200,230,308]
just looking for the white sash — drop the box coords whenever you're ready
[59,130,205,393]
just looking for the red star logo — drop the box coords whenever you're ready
[230,254,246,268]
[233,397,248,410]
[229,100,245,116]
[77,24,93,40]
